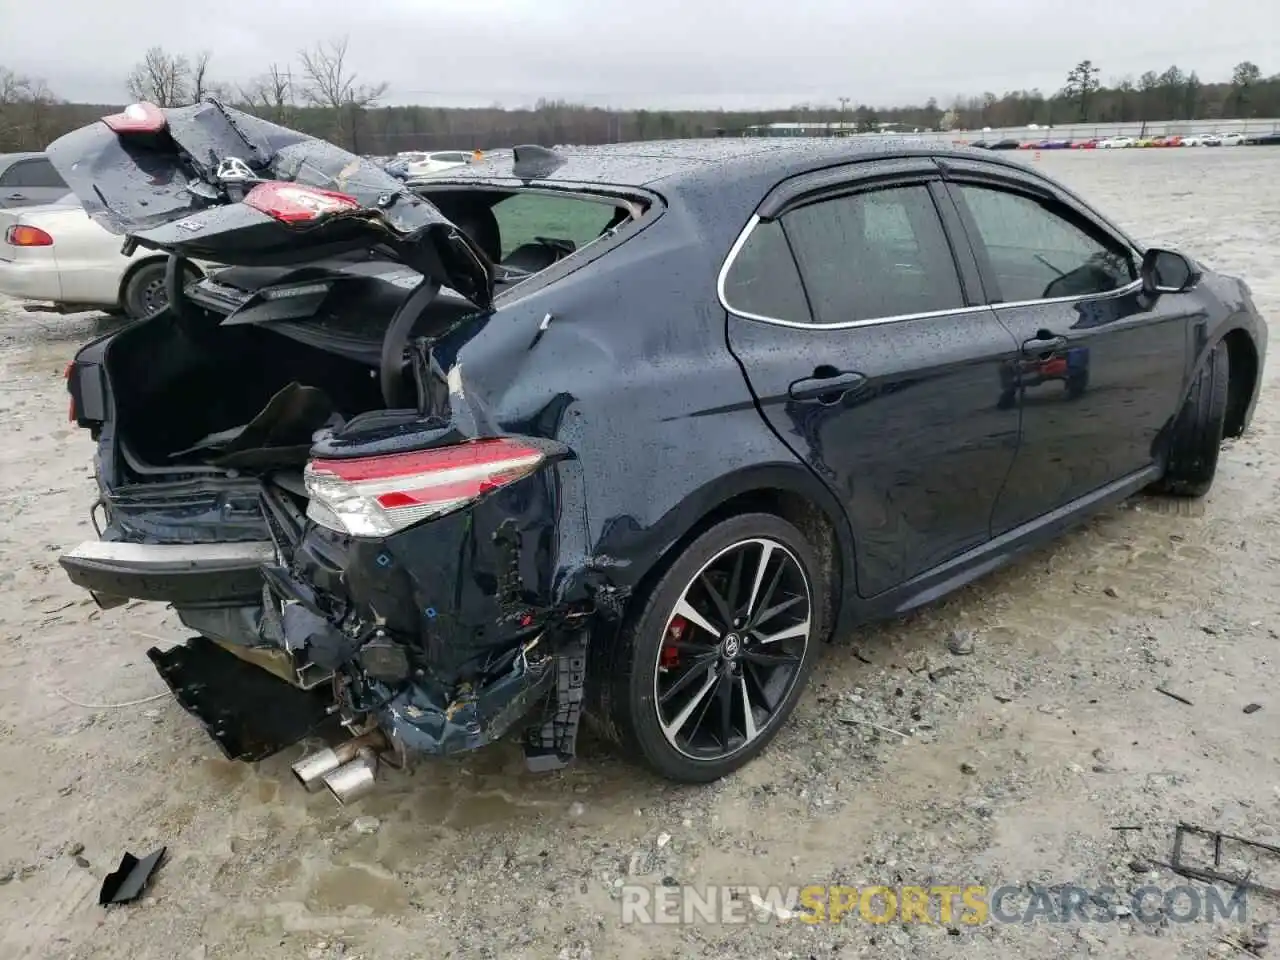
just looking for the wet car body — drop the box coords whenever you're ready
[52,103,1268,792]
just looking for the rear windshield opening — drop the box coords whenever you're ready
[416,187,643,287]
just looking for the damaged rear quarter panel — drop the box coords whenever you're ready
[298,460,586,679]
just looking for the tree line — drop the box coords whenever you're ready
[1,42,1278,156]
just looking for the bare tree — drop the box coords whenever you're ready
[127,47,192,106]
[0,66,61,151]
[240,63,295,124]
[298,36,388,148]
[192,50,213,102]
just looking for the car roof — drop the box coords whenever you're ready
[442,137,990,193]
[0,151,48,168]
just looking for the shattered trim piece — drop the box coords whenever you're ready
[99,847,166,905]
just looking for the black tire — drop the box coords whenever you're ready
[121,261,173,320]
[597,513,826,783]
[1065,371,1088,400]
[1152,343,1229,497]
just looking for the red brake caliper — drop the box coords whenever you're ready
[660,616,687,670]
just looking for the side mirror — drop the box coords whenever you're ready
[1141,248,1200,296]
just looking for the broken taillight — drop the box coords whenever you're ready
[304,439,545,537]
[243,181,361,225]
[5,225,53,246]
[101,102,167,134]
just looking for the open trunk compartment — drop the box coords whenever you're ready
[103,257,475,476]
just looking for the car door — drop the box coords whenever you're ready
[0,157,68,208]
[939,163,1192,534]
[723,160,1022,598]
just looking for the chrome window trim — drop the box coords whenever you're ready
[717,213,1144,331]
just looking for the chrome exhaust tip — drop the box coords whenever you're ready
[320,746,379,805]
[291,731,386,793]
[291,746,346,792]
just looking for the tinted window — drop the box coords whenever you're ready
[782,185,965,325]
[722,219,811,324]
[956,185,1135,302]
[490,193,619,259]
[431,152,470,163]
[1,158,66,188]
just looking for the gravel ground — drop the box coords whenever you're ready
[0,148,1276,960]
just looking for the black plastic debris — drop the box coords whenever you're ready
[148,636,338,761]
[99,847,165,905]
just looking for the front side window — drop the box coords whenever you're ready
[781,184,966,325]
[954,184,1136,302]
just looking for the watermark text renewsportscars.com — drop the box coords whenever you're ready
[620,883,1248,925]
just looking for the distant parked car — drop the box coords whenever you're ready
[0,152,69,209]
[1202,134,1223,147]
[405,150,477,178]
[1181,135,1208,147]
[1220,133,1246,146]
[0,194,203,317]
[1098,136,1134,149]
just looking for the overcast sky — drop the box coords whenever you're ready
[1,0,1275,110]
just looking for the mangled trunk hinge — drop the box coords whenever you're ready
[522,629,588,772]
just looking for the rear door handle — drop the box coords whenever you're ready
[788,369,867,404]
[1021,333,1067,358]
[4,193,26,201]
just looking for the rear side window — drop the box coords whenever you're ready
[490,193,618,259]
[782,184,965,325]
[721,219,811,324]
[954,185,1135,302]
[0,158,66,188]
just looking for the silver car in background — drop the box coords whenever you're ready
[0,190,202,318]
[0,152,69,209]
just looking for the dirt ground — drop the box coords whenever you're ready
[0,148,1276,960]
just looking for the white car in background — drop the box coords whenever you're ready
[403,150,476,178]
[1220,133,1247,146]
[1097,136,1135,149]
[0,193,201,318]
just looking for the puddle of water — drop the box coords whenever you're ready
[307,864,408,915]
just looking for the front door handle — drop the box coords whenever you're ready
[788,369,867,404]
[1021,333,1067,358]
[3,193,26,202]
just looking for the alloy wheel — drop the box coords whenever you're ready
[653,537,812,761]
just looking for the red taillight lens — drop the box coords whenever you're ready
[101,102,167,134]
[304,438,545,536]
[5,225,53,247]
[244,181,361,224]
